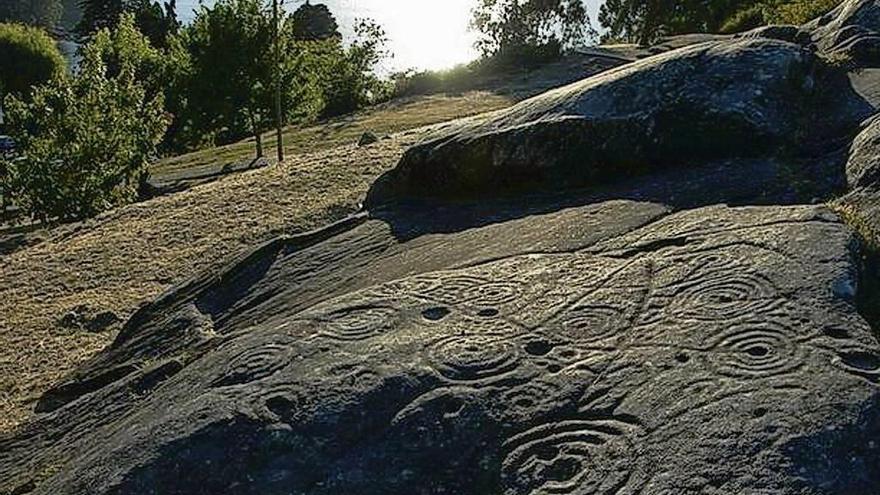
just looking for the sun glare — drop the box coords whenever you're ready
[339,0,479,72]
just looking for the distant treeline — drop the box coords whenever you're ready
[0,0,844,223]
[599,0,843,45]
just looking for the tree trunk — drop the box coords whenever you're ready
[248,110,263,158]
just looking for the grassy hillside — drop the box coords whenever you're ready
[0,51,626,432]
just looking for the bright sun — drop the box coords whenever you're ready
[341,0,479,72]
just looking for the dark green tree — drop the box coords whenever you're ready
[598,0,841,44]
[76,0,122,38]
[0,23,66,100]
[471,0,594,65]
[290,1,340,41]
[181,0,322,154]
[76,0,178,46]
[0,0,63,28]
[598,0,750,44]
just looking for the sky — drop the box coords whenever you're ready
[176,0,604,72]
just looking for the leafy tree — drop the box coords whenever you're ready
[599,0,748,44]
[130,0,179,48]
[722,0,841,32]
[87,12,189,150]
[599,0,842,43]
[76,0,179,47]
[290,1,339,41]
[471,0,594,64]
[183,0,274,152]
[76,0,123,38]
[0,23,66,101]
[176,0,388,153]
[0,22,168,221]
[0,0,63,28]
[308,18,390,117]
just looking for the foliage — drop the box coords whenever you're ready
[600,0,842,43]
[0,0,62,28]
[177,1,389,150]
[471,0,594,65]
[0,23,66,101]
[180,0,323,149]
[77,0,179,47]
[130,0,180,48]
[76,0,123,38]
[764,0,842,24]
[599,0,747,44]
[290,0,339,41]
[86,13,190,151]
[0,26,168,222]
[719,4,766,33]
[391,63,481,97]
[312,18,390,117]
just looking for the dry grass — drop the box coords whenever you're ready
[0,52,626,433]
[0,88,520,432]
[152,91,513,182]
[0,131,426,432]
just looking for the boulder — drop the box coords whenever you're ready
[367,38,825,204]
[847,114,880,188]
[2,198,880,495]
[806,0,880,65]
[358,131,380,147]
[6,2,880,494]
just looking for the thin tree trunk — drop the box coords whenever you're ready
[248,110,263,158]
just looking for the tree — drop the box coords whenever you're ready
[599,0,842,44]
[183,0,273,153]
[471,0,594,64]
[76,0,123,38]
[0,23,66,101]
[76,0,179,47]
[0,22,168,221]
[130,0,179,48]
[290,1,339,41]
[599,0,749,44]
[0,0,63,28]
[305,18,389,117]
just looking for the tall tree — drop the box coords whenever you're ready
[182,0,323,154]
[131,0,179,48]
[76,0,179,46]
[290,1,339,41]
[471,0,594,63]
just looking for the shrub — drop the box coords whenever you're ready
[0,23,65,100]
[298,18,391,118]
[766,0,841,24]
[720,5,767,33]
[1,28,168,222]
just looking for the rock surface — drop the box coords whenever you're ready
[5,1,880,494]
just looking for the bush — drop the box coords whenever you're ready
[767,0,841,24]
[721,0,842,33]
[297,18,391,118]
[391,63,479,97]
[0,23,65,100]
[1,28,168,222]
[720,5,767,33]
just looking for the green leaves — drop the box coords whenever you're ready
[0,23,66,101]
[599,0,842,44]
[1,19,169,222]
[471,0,594,64]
